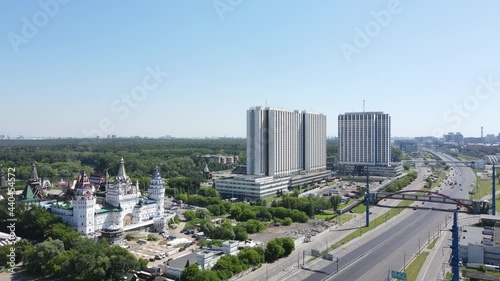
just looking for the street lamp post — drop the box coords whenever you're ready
[418,238,421,255]
[297,250,300,269]
[266,263,269,281]
[493,162,496,215]
[365,166,370,227]
[403,252,406,271]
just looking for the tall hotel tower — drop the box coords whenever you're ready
[338,112,391,167]
[246,107,327,177]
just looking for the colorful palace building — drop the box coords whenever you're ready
[36,158,173,242]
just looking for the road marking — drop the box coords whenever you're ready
[321,210,431,281]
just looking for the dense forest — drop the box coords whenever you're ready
[0,139,339,192]
[0,139,246,190]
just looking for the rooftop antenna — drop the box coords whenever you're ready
[363,100,365,112]
[265,98,268,107]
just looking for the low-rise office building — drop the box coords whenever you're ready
[159,241,240,280]
[215,175,289,201]
[460,223,500,266]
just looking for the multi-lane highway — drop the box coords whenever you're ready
[237,167,431,281]
[283,152,476,281]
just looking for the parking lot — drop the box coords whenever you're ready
[301,178,385,201]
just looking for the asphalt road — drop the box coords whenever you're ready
[295,154,475,281]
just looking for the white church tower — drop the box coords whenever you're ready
[106,158,139,206]
[73,170,96,236]
[148,165,165,217]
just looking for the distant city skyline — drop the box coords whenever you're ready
[2,1,500,138]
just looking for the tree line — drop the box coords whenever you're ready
[0,203,144,280]
[0,139,246,191]
[179,188,309,242]
[180,237,295,281]
[381,172,418,193]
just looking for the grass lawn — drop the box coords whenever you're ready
[351,203,371,214]
[458,154,479,161]
[430,171,446,189]
[427,238,438,250]
[493,195,500,212]
[314,212,355,224]
[263,195,281,204]
[337,213,355,224]
[471,179,493,200]
[404,251,430,281]
[314,212,335,221]
[336,202,350,211]
[463,268,500,276]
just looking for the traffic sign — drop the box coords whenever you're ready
[391,271,407,280]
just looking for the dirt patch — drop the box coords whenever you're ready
[249,220,332,245]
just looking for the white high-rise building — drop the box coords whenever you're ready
[246,107,326,177]
[338,112,391,166]
[216,106,328,200]
[304,112,327,172]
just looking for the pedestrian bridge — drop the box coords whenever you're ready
[370,189,491,214]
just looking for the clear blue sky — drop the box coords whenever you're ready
[1,0,499,138]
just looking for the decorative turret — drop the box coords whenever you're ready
[21,163,44,200]
[148,165,165,217]
[28,163,40,183]
[153,165,161,180]
[203,163,212,179]
[75,170,93,196]
[73,170,96,236]
[117,157,127,181]
[105,158,138,210]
